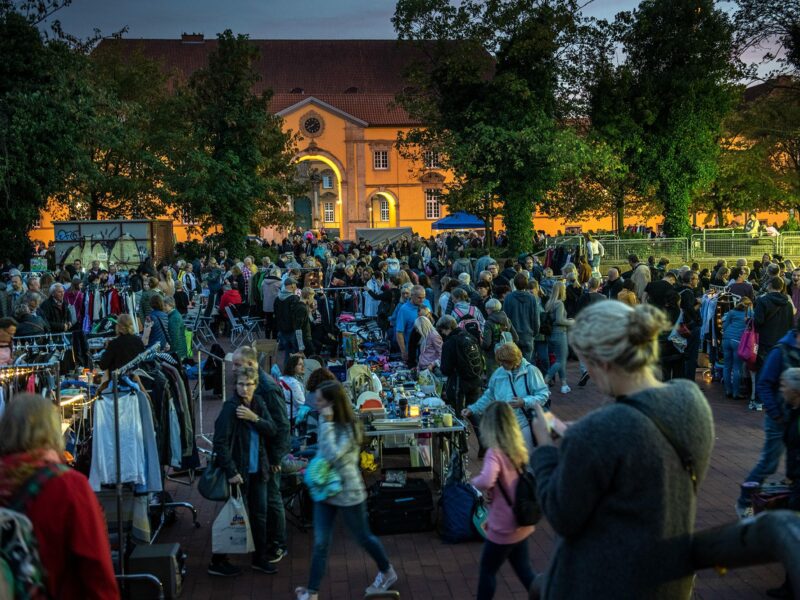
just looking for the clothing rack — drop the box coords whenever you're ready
[193,347,226,453]
[0,361,61,406]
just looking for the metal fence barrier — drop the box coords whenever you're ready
[601,237,690,264]
[690,232,778,263]
[779,232,800,259]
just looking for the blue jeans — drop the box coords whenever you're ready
[534,340,549,373]
[266,471,286,554]
[723,337,744,397]
[308,501,390,593]
[546,330,568,384]
[745,415,786,485]
[477,539,535,599]
[517,337,534,365]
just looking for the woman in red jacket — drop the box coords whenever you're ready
[0,393,119,600]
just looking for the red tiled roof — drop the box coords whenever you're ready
[94,38,432,125]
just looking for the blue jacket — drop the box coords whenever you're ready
[722,308,750,342]
[468,359,550,430]
[756,330,799,421]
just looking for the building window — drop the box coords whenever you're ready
[380,198,390,222]
[373,150,389,170]
[423,150,441,169]
[425,188,441,219]
[322,174,334,189]
[323,202,335,223]
[181,210,197,225]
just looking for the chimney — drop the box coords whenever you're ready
[181,33,204,44]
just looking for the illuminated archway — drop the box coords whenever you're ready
[369,191,398,227]
[294,153,344,231]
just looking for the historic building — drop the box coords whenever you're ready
[31,36,454,243]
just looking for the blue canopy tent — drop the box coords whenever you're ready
[431,211,486,230]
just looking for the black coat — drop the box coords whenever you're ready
[754,292,795,353]
[213,392,276,480]
[39,296,70,332]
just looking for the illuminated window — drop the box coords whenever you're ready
[423,150,441,169]
[323,202,335,223]
[380,198,390,222]
[373,150,389,170]
[425,189,441,219]
[181,210,197,225]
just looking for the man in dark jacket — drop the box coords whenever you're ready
[602,268,623,300]
[273,277,308,367]
[678,271,702,380]
[754,277,795,366]
[575,277,605,316]
[438,315,483,414]
[502,273,540,363]
[737,328,800,518]
[211,366,277,576]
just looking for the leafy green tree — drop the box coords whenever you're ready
[54,45,176,220]
[0,6,90,262]
[394,0,586,253]
[168,30,297,256]
[619,0,738,237]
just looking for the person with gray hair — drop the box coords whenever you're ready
[13,292,49,336]
[482,297,518,374]
[39,282,69,332]
[438,313,483,415]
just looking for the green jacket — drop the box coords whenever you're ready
[167,309,188,359]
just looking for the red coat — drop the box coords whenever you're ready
[218,289,243,318]
[23,468,118,600]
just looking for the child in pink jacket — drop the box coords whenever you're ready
[470,401,536,599]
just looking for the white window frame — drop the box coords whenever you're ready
[322,174,334,189]
[181,210,197,225]
[373,150,389,170]
[323,201,335,223]
[423,150,441,169]
[425,188,441,219]
[379,198,390,222]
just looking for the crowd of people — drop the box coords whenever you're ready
[1,228,799,599]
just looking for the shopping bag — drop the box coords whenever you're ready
[211,486,255,554]
[737,318,759,370]
[667,313,687,353]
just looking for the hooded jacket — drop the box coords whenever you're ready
[481,310,519,354]
[754,291,794,352]
[274,289,308,350]
[503,290,540,340]
[756,330,800,421]
[261,275,282,313]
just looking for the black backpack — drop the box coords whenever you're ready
[496,466,542,526]
[539,308,554,337]
[456,332,484,380]
[453,305,484,344]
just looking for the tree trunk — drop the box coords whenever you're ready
[90,192,100,220]
[615,190,625,236]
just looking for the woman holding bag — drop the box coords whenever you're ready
[470,401,536,599]
[295,381,398,600]
[722,298,752,400]
[209,366,276,577]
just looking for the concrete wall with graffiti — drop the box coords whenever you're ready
[54,220,174,270]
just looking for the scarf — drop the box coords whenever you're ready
[0,448,63,506]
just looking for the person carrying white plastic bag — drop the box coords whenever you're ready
[212,486,255,555]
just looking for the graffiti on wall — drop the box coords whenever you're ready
[55,222,152,270]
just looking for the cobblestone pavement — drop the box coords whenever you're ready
[157,363,784,599]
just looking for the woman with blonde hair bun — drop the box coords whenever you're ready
[528,301,714,600]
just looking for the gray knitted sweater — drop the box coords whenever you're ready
[531,379,714,600]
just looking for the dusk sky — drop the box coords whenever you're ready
[48,0,649,40]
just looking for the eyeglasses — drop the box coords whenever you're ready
[236,381,256,388]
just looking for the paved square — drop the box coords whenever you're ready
[158,364,785,599]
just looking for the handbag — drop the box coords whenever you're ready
[198,453,230,501]
[737,318,759,370]
[211,486,255,554]
[668,313,688,353]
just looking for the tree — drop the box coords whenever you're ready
[734,0,800,77]
[168,30,298,256]
[616,0,738,238]
[53,45,177,220]
[0,6,91,262]
[394,0,586,254]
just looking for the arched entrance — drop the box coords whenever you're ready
[294,152,345,233]
[293,197,312,230]
[369,191,398,227]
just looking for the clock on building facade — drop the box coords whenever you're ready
[300,112,324,137]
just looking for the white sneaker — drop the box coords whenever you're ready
[295,587,318,600]
[366,565,398,594]
[560,385,571,394]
